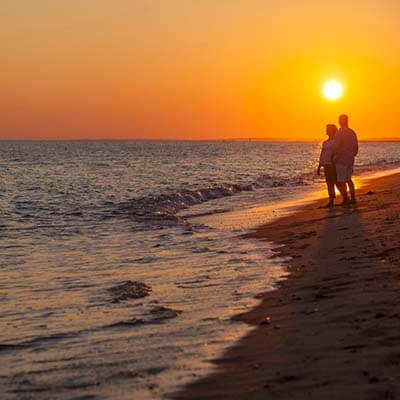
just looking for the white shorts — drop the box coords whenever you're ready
[336,163,353,183]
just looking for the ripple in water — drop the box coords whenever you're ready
[1,140,400,399]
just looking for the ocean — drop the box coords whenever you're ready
[1,140,400,399]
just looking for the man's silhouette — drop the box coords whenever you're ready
[334,114,359,204]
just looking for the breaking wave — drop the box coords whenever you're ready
[107,158,400,225]
[108,172,313,223]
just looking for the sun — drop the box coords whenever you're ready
[323,80,343,101]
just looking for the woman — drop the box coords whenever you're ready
[317,124,338,208]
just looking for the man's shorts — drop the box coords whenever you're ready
[323,164,337,184]
[336,163,353,183]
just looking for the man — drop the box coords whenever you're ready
[334,114,359,205]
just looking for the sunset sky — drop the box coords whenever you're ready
[2,1,400,140]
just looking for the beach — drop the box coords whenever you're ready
[2,141,400,399]
[174,172,400,400]
[5,2,400,399]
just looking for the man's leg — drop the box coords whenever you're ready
[348,179,356,203]
[335,164,350,204]
[336,182,350,204]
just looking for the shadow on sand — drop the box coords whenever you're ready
[170,195,397,400]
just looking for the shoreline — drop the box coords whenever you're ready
[186,167,400,234]
[173,172,400,399]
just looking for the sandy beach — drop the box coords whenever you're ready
[173,172,400,400]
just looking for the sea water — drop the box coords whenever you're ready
[1,140,400,399]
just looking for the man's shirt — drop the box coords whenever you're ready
[334,127,358,166]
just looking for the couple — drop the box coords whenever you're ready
[317,114,359,208]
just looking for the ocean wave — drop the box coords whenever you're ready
[356,159,400,168]
[107,159,400,225]
[108,173,312,224]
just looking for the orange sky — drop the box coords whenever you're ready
[2,1,400,140]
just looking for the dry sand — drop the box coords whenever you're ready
[173,173,400,400]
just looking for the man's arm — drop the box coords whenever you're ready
[354,133,359,156]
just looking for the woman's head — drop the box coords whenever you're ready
[326,124,338,139]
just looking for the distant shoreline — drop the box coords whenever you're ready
[1,138,400,142]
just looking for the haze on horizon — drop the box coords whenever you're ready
[2,0,400,141]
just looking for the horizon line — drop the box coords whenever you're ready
[1,137,400,142]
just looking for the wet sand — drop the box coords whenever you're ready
[173,172,400,400]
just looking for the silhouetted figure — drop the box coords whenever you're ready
[317,124,338,208]
[334,114,359,205]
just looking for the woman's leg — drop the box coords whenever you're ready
[327,182,335,206]
[324,165,335,207]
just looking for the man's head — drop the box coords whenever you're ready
[326,124,337,139]
[339,114,349,128]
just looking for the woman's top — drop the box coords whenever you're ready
[319,139,335,165]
